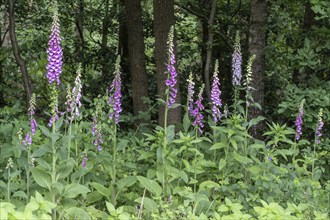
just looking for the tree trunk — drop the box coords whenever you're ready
[153,0,181,126]
[0,8,10,107]
[124,0,149,119]
[248,0,268,139]
[75,0,84,64]
[8,0,32,108]
[203,0,217,102]
[101,0,110,82]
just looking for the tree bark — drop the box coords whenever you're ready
[153,0,181,126]
[101,0,110,81]
[0,7,9,107]
[248,0,268,139]
[75,0,84,64]
[8,0,32,108]
[124,0,149,119]
[203,0,217,102]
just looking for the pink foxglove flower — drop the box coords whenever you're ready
[165,26,177,108]
[316,109,324,144]
[232,31,242,86]
[192,84,205,134]
[108,56,122,124]
[295,99,305,141]
[46,1,63,85]
[211,60,222,122]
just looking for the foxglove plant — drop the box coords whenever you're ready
[161,26,178,199]
[232,31,242,113]
[295,99,305,141]
[192,84,205,134]
[108,56,122,124]
[315,108,324,145]
[211,60,222,123]
[244,55,256,110]
[46,2,62,218]
[91,116,103,151]
[46,1,62,85]
[232,31,242,87]
[186,73,195,117]
[165,26,177,108]
[312,108,324,181]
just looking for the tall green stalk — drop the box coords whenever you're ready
[111,124,117,204]
[51,117,57,220]
[163,97,169,199]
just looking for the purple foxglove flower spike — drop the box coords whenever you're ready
[108,56,122,124]
[187,73,195,116]
[46,1,63,85]
[192,84,205,134]
[295,99,305,141]
[211,60,222,123]
[91,114,103,151]
[232,31,242,86]
[165,26,178,108]
[316,108,324,144]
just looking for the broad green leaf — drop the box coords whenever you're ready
[210,142,227,150]
[135,197,158,212]
[106,201,115,213]
[31,168,51,190]
[219,159,226,170]
[116,176,137,191]
[91,182,111,199]
[64,183,90,199]
[56,159,75,180]
[199,180,220,190]
[233,153,253,165]
[39,125,51,138]
[136,176,162,196]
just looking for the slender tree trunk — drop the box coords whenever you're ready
[203,0,217,101]
[101,0,110,81]
[153,0,181,126]
[0,7,10,107]
[124,0,149,119]
[248,0,268,139]
[8,0,32,108]
[75,0,84,64]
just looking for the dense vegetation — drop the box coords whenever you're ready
[0,0,329,219]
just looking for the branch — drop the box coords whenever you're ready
[8,0,32,106]
[174,2,208,20]
[1,26,9,46]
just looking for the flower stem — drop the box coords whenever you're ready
[163,102,168,200]
[7,167,11,202]
[111,124,117,205]
[51,118,57,220]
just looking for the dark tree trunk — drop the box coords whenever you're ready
[248,0,268,139]
[124,0,149,119]
[153,0,181,126]
[75,0,84,64]
[0,8,9,107]
[8,0,32,108]
[203,0,217,102]
[101,0,109,81]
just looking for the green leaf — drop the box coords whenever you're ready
[39,125,51,138]
[64,183,90,199]
[219,159,226,170]
[183,113,191,132]
[166,125,175,143]
[230,139,238,151]
[63,207,91,220]
[210,142,227,150]
[199,180,220,190]
[91,182,111,199]
[233,153,253,165]
[106,201,115,213]
[31,167,51,190]
[56,159,75,180]
[135,197,158,212]
[116,176,137,191]
[136,176,162,196]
